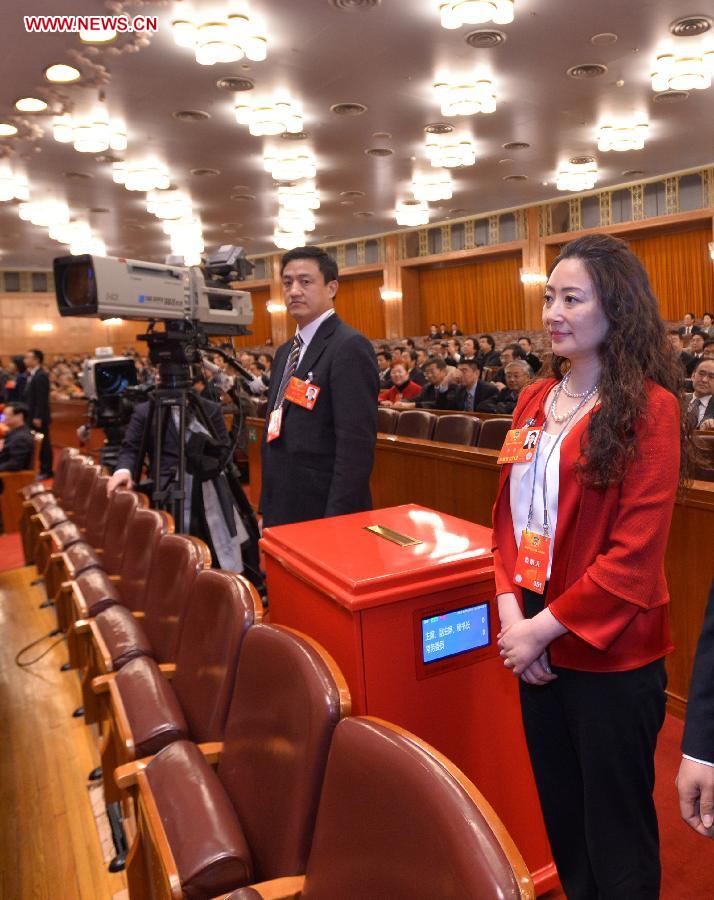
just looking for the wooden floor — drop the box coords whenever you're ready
[0,565,127,900]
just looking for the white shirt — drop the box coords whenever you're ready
[510,430,561,579]
[296,308,335,366]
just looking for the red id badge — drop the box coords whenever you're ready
[284,377,321,410]
[513,530,550,594]
[497,426,542,465]
[266,407,283,442]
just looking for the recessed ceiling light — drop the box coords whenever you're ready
[449,208,468,215]
[44,63,81,83]
[503,174,528,181]
[669,15,712,37]
[173,110,211,122]
[566,64,608,79]
[340,190,366,198]
[89,207,110,213]
[216,76,255,92]
[190,167,220,176]
[280,131,309,141]
[590,32,618,46]
[498,158,513,165]
[372,132,391,139]
[63,171,93,179]
[0,123,18,136]
[15,97,48,113]
[465,29,507,48]
[621,169,645,178]
[354,211,374,217]
[329,0,381,9]
[340,199,355,206]
[231,193,256,201]
[365,147,393,156]
[424,123,454,134]
[652,90,690,104]
[569,156,595,165]
[330,102,368,116]
[502,141,530,150]
[94,152,123,163]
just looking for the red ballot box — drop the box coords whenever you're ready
[261,503,558,893]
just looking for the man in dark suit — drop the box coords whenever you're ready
[455,360,499,411]
[686,333,707,377]
[23,348,52,478]
[479,360,533,414]
[679,312,703,338]
[395,357,460,410]
[687,359,714,430]
[677,579,714,838]
[0,402,34,495]
[260,246,378,528]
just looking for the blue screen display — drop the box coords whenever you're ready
[421,603,490,664]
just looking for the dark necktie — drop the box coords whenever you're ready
[465,389,474,411]
[273,334,303,411]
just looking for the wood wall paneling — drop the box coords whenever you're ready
[233,286,272,347]
[415,253,525,334]
[333,273,385,339]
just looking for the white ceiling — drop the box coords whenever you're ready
[0,0,713,269]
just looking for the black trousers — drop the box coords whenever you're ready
[39,425,53,476]
[519,588,666,900]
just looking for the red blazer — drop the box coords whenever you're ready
[378,380,422,403]
[492,378,679,672]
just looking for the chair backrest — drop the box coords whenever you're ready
[692,433,714,481]
[52,447,78,501]
[433,414,479,447]
[59,454,90,513]
[217,624,351,883]
[116,507,173,610]
[83,473,111,547]
[70,464,100,530]
[395,409,436,440]
[301,717,535,900]
[173,569,263,743]
[377,407,400,434]
[143,533,211,662]
[477,417,513,450]
[100,489,148,575]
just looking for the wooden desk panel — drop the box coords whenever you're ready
[247,416,714,710]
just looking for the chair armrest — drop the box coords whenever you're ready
[158,663,177,680]
[91,672,117,694]
[114,756,153,790]
[210,876,305,900]
[89,618,114,675]
[196,742,224,767]
[72,618,91,635]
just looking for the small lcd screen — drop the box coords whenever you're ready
[421,603,490,664]
[94,360,138,397]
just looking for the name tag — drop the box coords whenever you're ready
[284,376,321,411]
[513,529,550,594]
[497,427,542,465]
[266,407,283,442]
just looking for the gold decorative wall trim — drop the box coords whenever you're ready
[464,219,475,249]
[568,197,582,233]
[515,209,528,241]
[440,224,452,253]
[539,205,553,238]
[599,191,612,228]
[356,240,366,265]
[630,183,644,220]
[665,177,680,216]
[702,169,714,208]
[488,215,499,246]
[418,228,429,256]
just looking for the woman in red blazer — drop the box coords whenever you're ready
[493,234,686,899]
[378,362,423,405]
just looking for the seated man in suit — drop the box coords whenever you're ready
[399,348,426,387]
[0,402,34,495]
[394,356,460,411]
[491,343,528,388]
[679,312,703,338]
[687,358,714,430]
[677,579,714,838]
[455,360,499,411]
[476,334,502,370]
[479,359,533,414]
[376,350,393,390]
[686,333,707,377]
[460,336,478,363]
[517,336,543,374]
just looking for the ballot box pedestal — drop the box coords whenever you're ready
[261,504,558,894]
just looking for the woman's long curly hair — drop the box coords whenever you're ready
[548,234,690,488]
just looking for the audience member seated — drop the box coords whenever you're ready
[449,321,463,335]
[686,333,707,376]
[455,360,499,412]
[687,358,714,430]
[491,343,528,388]
[461,337,478,363]
[679,312,703,338]
[416,348,430,372]
[0,402,34,496]
[476,334,502,369]
[668,330,692,376]
[428,323,440,339]
[376,351,393,390]
[479,360,533,414]
[400,348,426,386]
[446,338,462,364]
[701,312,714,339]
[395,356,460,411]
[379,363,423,406]
[517,336,543,374]
[704,339,714,360]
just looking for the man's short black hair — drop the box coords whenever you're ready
[479,334,495,350]
[28,348,44,364]
[376,350,392,362]
[518,335,532,347]
[704,339,714,349]
[406,349,418,362]
[425,356,447,370]
[458,359,481,373]
[504,342,527,359]
[6,401,29,422]
[692,356,714,374]
[684,312,696,319]
[280,245,338,283]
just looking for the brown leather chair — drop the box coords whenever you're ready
[116,623,351,900]
[377,406,400,434]
[81,534,211,721]
[394,409,436,440]
[19,447,77,562]
[433,414,479,447]
[26,454,90,557]
[0,432,43,536]
[692,433,714,481]
[223,717,535,900]
[94,569,263,805]
[476,417,513,450]
[34,463,100,574]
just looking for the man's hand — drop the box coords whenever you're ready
[676,757,714,838]
[107,469,133,495]
[700,417,714,430]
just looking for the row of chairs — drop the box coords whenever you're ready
[20,450,535,899]
[378,407,513,449]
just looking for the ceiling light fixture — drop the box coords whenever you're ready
[0,162,30,201]
[597,117,649,151]
[0,123,18,137]
[113,160,170,192]
[18,199,70,228]
[44,63,81,83]
[411,170,453,202]
[555,158,598,191]
[277,207,316,233]
[396,199,430,227]
[163,216,204,266]
[53,112,127,153]
[651,50,714,92]
[277,182,320,211]
[235,96,303,135]
[273,227,306,250]
[264,148,316,182]
[15,97,48,113]
[146,188,194,221]
[425,132,477,168]
[172,7,268,66]
[433,77,497,115]
[438,0,514,30]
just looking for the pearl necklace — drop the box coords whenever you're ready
[549,377,599,424]
[560,370,598,399]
